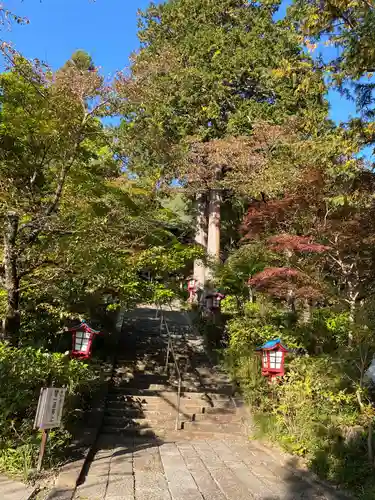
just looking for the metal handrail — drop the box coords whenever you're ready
[160,310,182,431]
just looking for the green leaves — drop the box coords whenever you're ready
[215,243,271,297]
[289,0,375,151]
[119,0,328,184]
[0,342,98,475]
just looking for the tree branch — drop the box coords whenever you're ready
[19,259,58,278]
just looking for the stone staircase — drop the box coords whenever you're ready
[100,306,246,441]
[73,307,344,500]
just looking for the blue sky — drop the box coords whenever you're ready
[0,0,361,132]
[3,0,163,76]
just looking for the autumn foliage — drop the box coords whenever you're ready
[267,234,330,254]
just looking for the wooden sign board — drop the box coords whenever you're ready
[34,387,66,430]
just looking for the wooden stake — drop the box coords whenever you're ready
[37,429,49,472]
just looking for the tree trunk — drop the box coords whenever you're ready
[206,188,221,282]
[286,288,296,313]
[347,287,359,347]
[284,249,296,314]
[2,212,20,345]
[193,192,208,293]
[368,419,373,465]
[300,299,312,324]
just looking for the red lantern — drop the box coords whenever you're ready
[187,278,197,303]
[68,321,100,359]
[187,278,196,291]
[256,339,288,379]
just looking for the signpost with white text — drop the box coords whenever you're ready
[34,387,66,471]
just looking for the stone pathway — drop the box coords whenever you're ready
[72,306,345,500]
[74,436,342,500]
[0,474,34,500]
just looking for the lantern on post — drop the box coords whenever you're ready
[212,291,225,310]
[68,321,101,359]
[205,291,225,312]
[256,339,288,380]
[187,277,197,303]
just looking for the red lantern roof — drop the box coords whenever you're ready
[68,320,100,334]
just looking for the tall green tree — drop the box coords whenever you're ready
[118,0,330,283]
[289,0,375,151]
[0,50,114,343]
[120,0,329,177]
[289,0,375,80]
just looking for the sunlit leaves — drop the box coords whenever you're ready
[119,0,329,184]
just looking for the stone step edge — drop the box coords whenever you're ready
[104,412,241,422]
[101,425,244,437]
[110,388,233,399]
[105,406,236,414]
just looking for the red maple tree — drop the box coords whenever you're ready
[267,234,331,253]
[248,266,323,301]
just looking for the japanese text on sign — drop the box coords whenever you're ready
[34,387,66,430]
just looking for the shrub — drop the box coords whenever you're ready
[0,342,98,478]
[222,299,375,498]
[228,343,375,498]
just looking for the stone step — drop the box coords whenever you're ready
[105,407,160,417]
[180,420,244,435]
[199,385,235,395]
[115,364,167,372]
[106,393,206,406]
[194,391,236,400]
[105,398,207,411]
[107,392,206,403]
[185,391,233,401]
[105,407,198,418]
[111,387,178,395]
[107,402,235,415]
[106,402,205,413]
[101,424,179,438]
[111,387,217,397]
[112,383,171,392]
[203,407,237,415]
[187,412,244,424]
[103,416,178,429]
[166,430,245,441]
[102,425,157,437]
[110,400,235,414]
[110,388,233,402]
[115,358,166,367]
[115,374,169,381]
[231,397,246,408]
[114,370,169,378]
[107,396,204,409]
[114,374,199,383]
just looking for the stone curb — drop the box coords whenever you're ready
[45,311,124,500]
